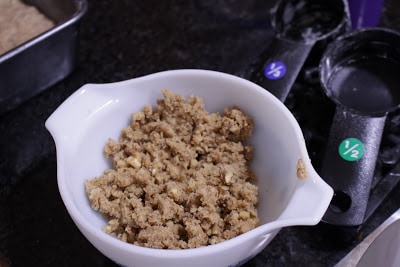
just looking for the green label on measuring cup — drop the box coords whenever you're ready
[338,138,365,161]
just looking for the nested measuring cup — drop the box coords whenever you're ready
[320,28,400,226]
[254,0,350,102]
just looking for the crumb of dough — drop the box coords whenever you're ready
[85,89,260,249]
[296,159,308,179]
[0,0,55,55]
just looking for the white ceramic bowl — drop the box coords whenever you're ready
[45,69,333,267]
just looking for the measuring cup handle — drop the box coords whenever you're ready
[253,37,314,102]
[321,106,386,226]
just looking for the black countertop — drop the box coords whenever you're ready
[1,1,400,266]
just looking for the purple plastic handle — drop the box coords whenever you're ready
[349,0,384,28]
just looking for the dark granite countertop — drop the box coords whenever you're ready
[1,1,400,266]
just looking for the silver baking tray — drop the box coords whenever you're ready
[336,208,400,266]
[0,0,87,115]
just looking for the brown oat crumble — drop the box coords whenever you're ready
[85,89,260,249]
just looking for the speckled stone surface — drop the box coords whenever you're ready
[1,1,400,266]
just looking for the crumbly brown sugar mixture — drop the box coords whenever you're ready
[0,0,55,55]
[85,89,260,249]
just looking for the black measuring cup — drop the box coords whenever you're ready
[255,0,350,102]
[320,28,400,226]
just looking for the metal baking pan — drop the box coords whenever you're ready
[336,208,400,266]
[0,0,87,115]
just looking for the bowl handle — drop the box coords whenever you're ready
[277,174,334,227]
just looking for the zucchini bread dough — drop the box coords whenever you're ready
[0,0,55,55]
